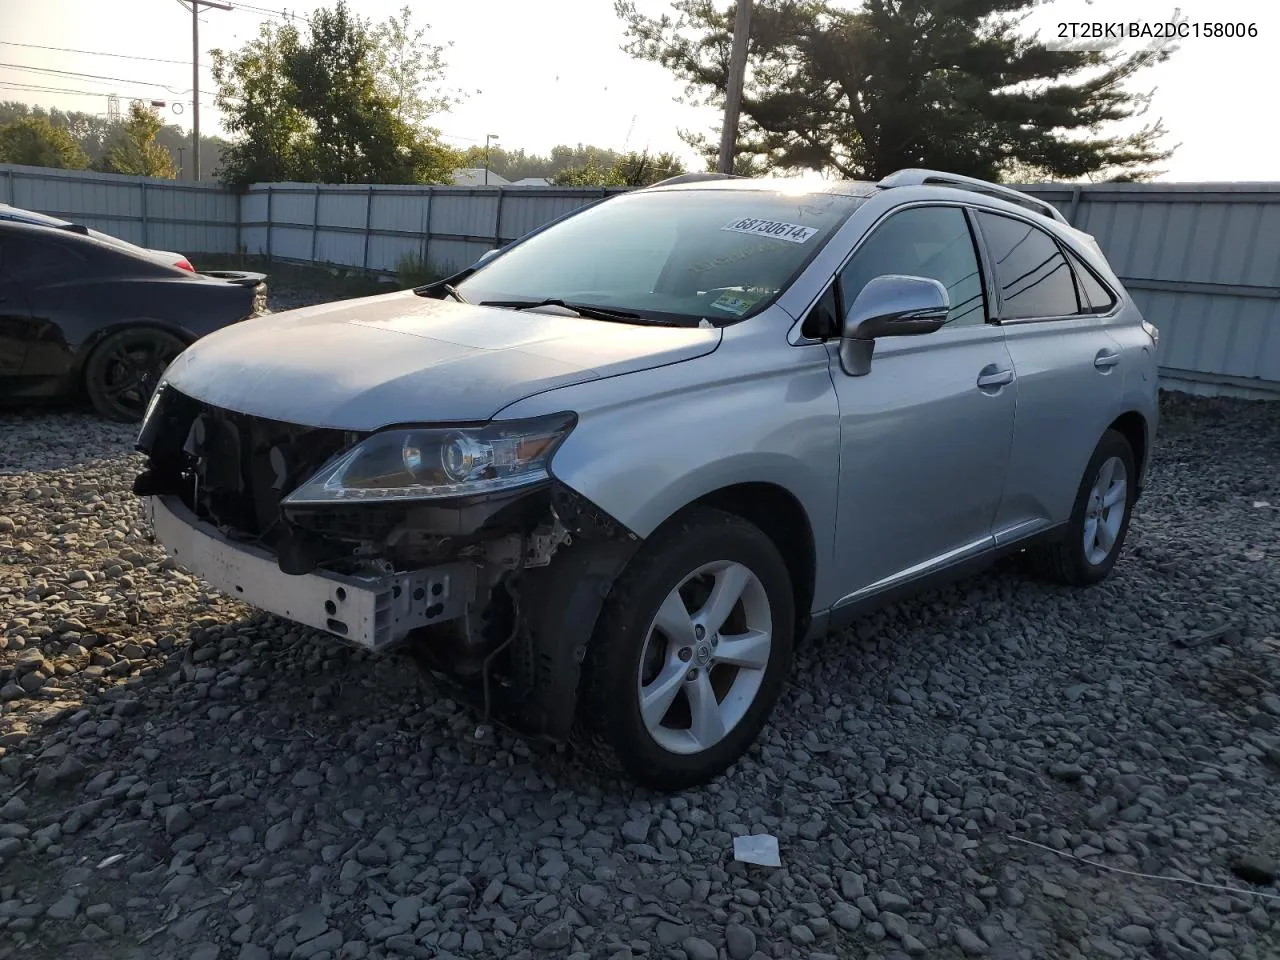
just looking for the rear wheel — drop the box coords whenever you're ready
[84,327,186,423]
[581,507,795,791]
[1026,429,1136,586]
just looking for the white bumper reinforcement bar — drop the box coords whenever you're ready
[145,495,474,651]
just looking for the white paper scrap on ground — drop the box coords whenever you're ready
[733,833,781,867]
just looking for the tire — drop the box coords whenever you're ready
[1026,429,1136,587]
[84,327,187,423]
[581,507,795,791]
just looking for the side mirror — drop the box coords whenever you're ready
[839,274,950,377]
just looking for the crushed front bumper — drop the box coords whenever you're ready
[145,495,474,651]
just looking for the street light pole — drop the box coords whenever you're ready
[717,0,753,175]
[184,0,232,182]
[485,134,499,186]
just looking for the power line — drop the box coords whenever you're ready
[0,80,217,109]
[0,62,193,93]
[0,40,211,69]
[232,2,311,23]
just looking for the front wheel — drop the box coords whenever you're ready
[581,507,795,791]
[1027,428,1136,586]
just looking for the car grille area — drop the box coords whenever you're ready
[134,386,362,550]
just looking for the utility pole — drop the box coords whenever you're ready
[717,0,753,175]
[182,0,232,181]
[485,133,499,186]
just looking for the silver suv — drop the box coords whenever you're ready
[134,169,1158,790]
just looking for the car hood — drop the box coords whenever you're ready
[160,290,721,430]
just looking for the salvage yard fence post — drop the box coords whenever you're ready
[361,184,373,272]
[139,181,149,248]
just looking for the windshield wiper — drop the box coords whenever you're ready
[479,298,678,326]
[440,283,467,303]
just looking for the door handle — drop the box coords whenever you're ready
[976,366,1015,389]
[1094,350,1121,370]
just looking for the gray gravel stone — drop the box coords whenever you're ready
[725,923,756,960]
[1,391,1279,960]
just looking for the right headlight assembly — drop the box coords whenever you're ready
[282,412,576,505]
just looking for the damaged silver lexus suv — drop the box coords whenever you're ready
[134,169,1159,790]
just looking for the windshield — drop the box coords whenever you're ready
[453,188,863,325]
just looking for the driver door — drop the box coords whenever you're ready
[826,204,1017,602]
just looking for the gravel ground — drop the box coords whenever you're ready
[2,371,1280,960]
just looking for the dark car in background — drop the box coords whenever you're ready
[0,202,200,274]
[0,219,267,422]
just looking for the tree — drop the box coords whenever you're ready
[616,0,1177,183]
[211,1,458,187]
[0,101,225,176]
[0,115,89,169]
[100,102,176,178]
[372,6,461,128]
[552,149,686,186]
[211,22,310,186]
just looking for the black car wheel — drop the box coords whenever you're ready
[581,507,795,791]
[84,327,187,423]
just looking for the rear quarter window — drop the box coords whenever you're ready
[1068,251,1118,313]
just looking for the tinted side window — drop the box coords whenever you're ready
[977,212,1080,319]
[839,206,986,328]
[1068,252,1117,313]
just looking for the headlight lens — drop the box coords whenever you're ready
[282,413,576,504]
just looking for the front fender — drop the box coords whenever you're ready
[499,321,845,607]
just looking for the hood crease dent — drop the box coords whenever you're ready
[160,291,721,431]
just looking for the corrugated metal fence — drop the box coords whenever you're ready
[1024,183,1280,399]
[1,163,238,255]
[237,181,628,278]
[3,162,1278,398]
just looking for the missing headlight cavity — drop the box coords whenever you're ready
[136,386,640,739]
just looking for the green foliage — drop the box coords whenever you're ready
[100,102,176,178]
[0,101,225,176]
[373,6,461,128]
[0,115,89,169]
[617,0,1177,183]
[551,149,685,186]
[211,1,459,188]
[210,22,309,186]
[455,143,641,182]
[395,249,442,287]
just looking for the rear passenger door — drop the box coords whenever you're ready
[974,210,1127,539]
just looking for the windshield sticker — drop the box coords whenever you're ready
[722,216,818,244]
[709,291,762,316]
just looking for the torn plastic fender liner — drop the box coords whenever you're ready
[516,535,638,739]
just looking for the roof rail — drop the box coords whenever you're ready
[877,168,1069,225]
[646,172,746,188]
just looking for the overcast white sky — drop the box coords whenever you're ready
[0,0,1275,181]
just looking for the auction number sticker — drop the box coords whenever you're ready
[722,216,818,244]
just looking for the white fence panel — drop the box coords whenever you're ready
[5,163,1278,397]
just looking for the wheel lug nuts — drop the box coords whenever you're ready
[686,668,698,681]
[678,647,692,662]
[694,625,705,640]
